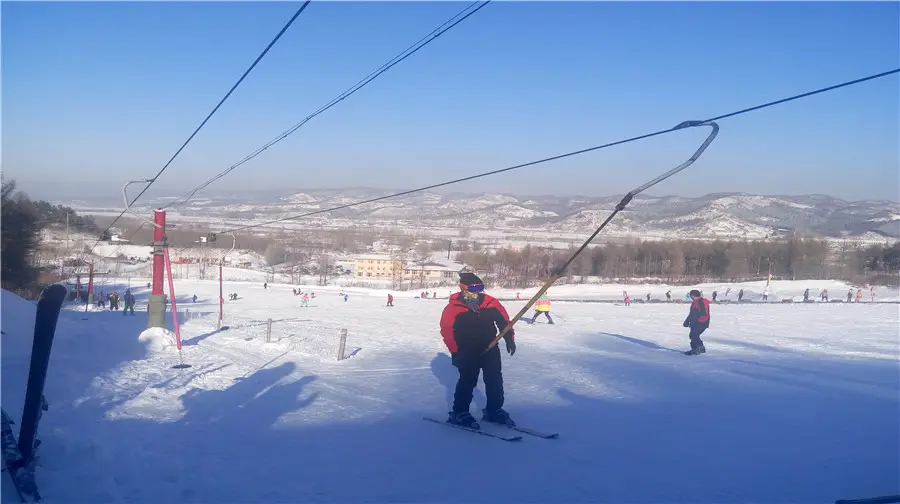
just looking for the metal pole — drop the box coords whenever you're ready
[165,247,191,369]
[85,262,94,312]
[338,329,347,361]
[218,261,224,330]
[148,209,167,329]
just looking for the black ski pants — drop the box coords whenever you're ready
[530,311,553,324]
[453,346,504,414]
[689,324,707,349]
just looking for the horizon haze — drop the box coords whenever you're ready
[3,1,898,204]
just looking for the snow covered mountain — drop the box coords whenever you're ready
[73,190,900,240]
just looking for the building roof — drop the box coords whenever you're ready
[355,254,399,261]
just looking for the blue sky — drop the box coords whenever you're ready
[3,1,898,204]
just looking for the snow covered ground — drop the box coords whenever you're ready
[2,278,899,503]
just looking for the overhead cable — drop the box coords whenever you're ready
[164,0,491,209]
[214,68,899,235]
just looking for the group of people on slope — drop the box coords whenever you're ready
[92,289,137,315]
[437,272,711,431]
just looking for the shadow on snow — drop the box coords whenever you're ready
[31,327,900,503]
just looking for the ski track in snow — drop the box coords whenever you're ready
[2,279,899,503]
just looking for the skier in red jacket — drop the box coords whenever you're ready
[440,272,517,429]
[683,289,710,355]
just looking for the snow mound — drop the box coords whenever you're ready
[138,328,177,352]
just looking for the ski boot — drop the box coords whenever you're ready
[447,411,480,429]
[482,408,516,427]
[684,343,706,356]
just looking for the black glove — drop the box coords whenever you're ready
[451,352,463,368]
[505,339,516,356]
[683,320,690,328]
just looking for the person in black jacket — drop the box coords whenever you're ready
[683,289,710,355]
[439,272,517,429]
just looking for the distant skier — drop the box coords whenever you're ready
[433,291,437,299]
[109,292,120,311]
[527,295,553,324]
[665,290,672,302]
[847,289,853,303]
[192,294,198,303]
[387,293,394,307]
[820,289,828,302]
[855,289,863,303]
[645,293,651,302]
[725,287,731,299]
[682,289,710,356]
[803,288,810,302]
[762,288,769,301]
[738,289,744,302]
[264,282,268,290]
[343,294,349,302]
[98,292,106,309]
[440,272,516,429]
[301,293,310,308]
[623,291,631,306]
[711,291,718,302]
[123,289,136,316]
[870,286,876,302]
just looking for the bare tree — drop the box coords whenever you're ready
[264,243,287,266]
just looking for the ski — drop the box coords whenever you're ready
[1,410,40,502]
[19,285,66,463]
[422,417,523,442]
[1,285,66,503]
[500,424,559,439]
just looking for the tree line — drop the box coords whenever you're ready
[456,238,899,288]
[1,180,98,296]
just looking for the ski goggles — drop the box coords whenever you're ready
[461,283,484,293]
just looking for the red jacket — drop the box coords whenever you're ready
[440,293,514,355]
[685,297,711,327]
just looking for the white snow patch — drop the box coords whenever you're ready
[138,328,177,352]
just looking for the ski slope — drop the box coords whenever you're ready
[2,279,899,503]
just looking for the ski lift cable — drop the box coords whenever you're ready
[484,120,718,353]
[162,0,491,210]
[81,0,314,266]
[214,68,900,236]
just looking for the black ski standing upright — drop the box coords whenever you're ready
[2,284,67,502]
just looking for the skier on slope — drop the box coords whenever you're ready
[123,289,136,316]
[682,289,710,356]
[387,293,394,307]
[440,272,517,429]
[527,294,554,324]
[301,293,310,307]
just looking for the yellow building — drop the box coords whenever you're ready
[354,254,403,279]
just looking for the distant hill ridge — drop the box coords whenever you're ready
[68,190,900,240]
